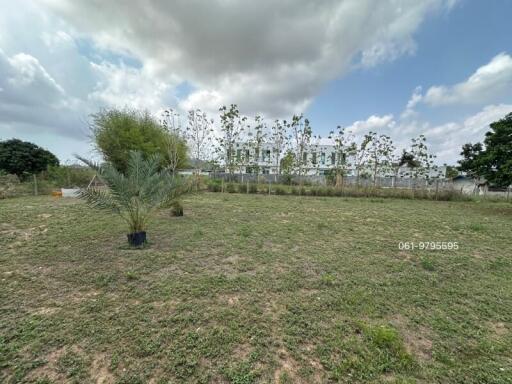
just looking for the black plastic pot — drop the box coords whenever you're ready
[127,231,147,247]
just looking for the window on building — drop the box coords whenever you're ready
[245,149,250,161]
[236,149,242,161]
[312,152,317,165]
[331,152,336,165]
[320,152,325,164]
[266,150,271,161]
[255,149,259,161]
[303,152,307,163]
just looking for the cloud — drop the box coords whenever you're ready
[346,114,395,133]
[423,52,512,106]
[88,61,177,112]
[40,0,454,119]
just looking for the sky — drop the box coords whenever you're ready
[0,0,511,165]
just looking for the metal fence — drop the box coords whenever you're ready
[208,172,454,190]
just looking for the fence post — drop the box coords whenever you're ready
[268,179,271,195]
[33,174,38,196]
[247,180,249,194]
[221,179,224,193]
[507,185,510,201]
[435,179,439,200]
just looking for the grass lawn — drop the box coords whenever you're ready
[1,193,511,383]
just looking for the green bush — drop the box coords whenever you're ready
[249,183,258,194]
[170,200,184,217]
[275,186,287,195]
[238,183,248,193]
[226,182,237,193]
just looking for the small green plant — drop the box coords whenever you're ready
[170,200,184,217]
[275,186,287,195]
[249,183,258,194]
[238,183,248,193]
[226,182,237,193]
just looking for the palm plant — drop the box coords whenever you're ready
[77,151,185,246]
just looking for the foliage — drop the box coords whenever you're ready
[216,104,246,175]
[0,173,20,199]
[44,165,95,188]
[170,200,184,217]
[0,139,59,177]
[184,109,214,169]
[91,108,188,173]
[290,114,312,177]
[459,113,512,187]
[77,151,185,234]
[328,125,356,187]
[401,135,438,179]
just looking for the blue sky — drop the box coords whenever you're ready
[307,0,512,130]
[0,0,511,164]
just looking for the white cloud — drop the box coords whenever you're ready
[423,52,512,106]
[346,114,395,133]
[88,61,176,112]
[40,0,454,119]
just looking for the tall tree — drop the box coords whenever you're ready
[183,109,214,173]
[290,114,312,179]
[401,135,437,179]
[366,132,395,186]
[270,119,289,175]
[481,113,512,187]
[328,125,355,188]
[217,104,246,176]
[0,139,59,177]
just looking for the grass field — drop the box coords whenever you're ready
[1,193,511,383]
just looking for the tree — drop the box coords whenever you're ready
[270,119,289,175]
[365,132,394,186]
[217,104,246,176]
[328,126,355,188]
[91,108,187,174]
[77,151,187,246]
[290,114,312,180]
[458,143,484,179]
[0,139,59,177]
[246,115,267,176]
[183,109,214,173]
[402,135,437,179]
[353,134,373,186]
[472,113,512,187]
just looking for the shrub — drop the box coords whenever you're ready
[290,187,299,195]
[275,186,287,195]
[226,182,237,193]
[0,174,20,199]
[170,200,184,216]
[249,183,258,194]
[238,183,248,193]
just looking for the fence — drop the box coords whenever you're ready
[208,172,454,190]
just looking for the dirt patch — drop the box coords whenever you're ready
[91,353,115,384]
[390,315,433,361]
[489,321,508,337]
[25,346,77,382]
[233,343,252,360]
[218,293,240,306]
[32,306,60,316]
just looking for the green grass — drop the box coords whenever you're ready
[1,193,511,383]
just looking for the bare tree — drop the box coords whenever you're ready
[366,132,395,187]
[290,114,312,181]
[184,109,214,174]
[328,125,356,188]
[270,119,289,175]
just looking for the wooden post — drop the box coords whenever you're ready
[221,179,224,193]
[247,180,249,194]
[33,174,38,196]
[268,179,271,195]
[435,179,439,201]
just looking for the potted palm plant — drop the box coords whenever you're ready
[77,151,185,247]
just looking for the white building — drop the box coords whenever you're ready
[225,139,446,179]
